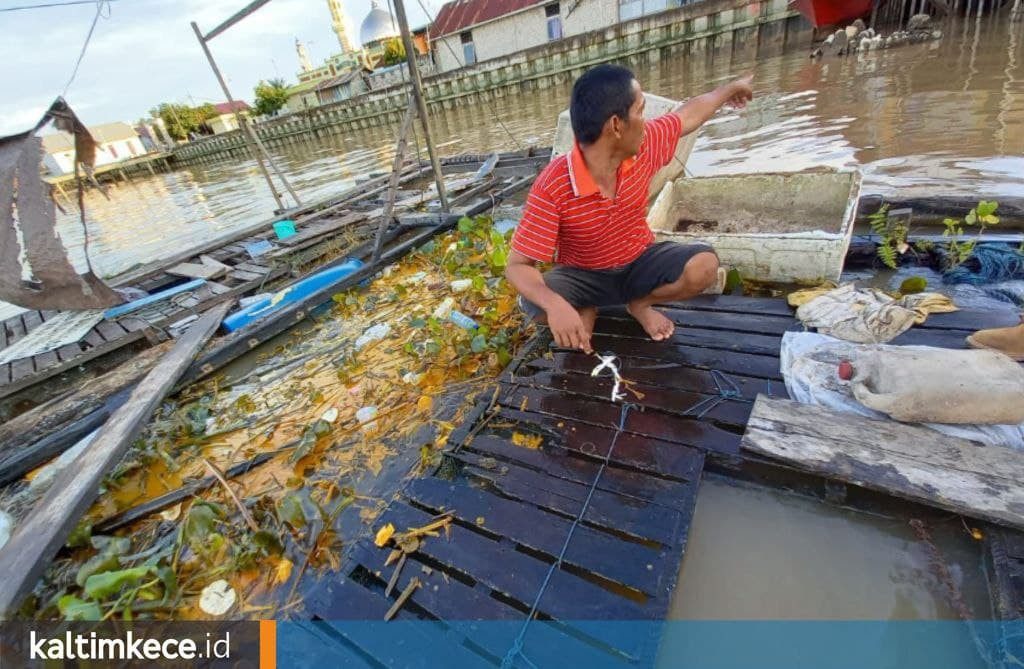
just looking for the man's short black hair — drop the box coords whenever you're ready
[570,64,637,145]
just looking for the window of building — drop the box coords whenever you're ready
[108,144,118,159]
[545,3,563,41]
[618,0,669,21]
[128,141,138,156]
[460,31,476,65]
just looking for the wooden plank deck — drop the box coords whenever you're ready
[299,294,1024,664]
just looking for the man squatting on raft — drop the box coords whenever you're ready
[505,65,754,353]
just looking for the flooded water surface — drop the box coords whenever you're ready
[36,15,1024,296]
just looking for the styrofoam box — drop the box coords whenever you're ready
[647,169,863,284]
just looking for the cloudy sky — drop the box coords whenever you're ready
[0,0,436,136]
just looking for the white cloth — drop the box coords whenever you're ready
[780,331,1024,449]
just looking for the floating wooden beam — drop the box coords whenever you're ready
[741,396,1024,530]
[0,302,231,618]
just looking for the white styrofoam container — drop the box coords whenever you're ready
[551,92,698,204]
[647,169,863,284]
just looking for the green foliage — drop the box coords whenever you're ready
[84,567,154,599]
[868,204,908,269]
[380,37,406,67]
[254,78,289,116]
[942,200,1000,270]
[150,102,218,141]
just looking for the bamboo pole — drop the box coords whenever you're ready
[392,0,449,212]
[374,96,417,264]
[190,21,285,212]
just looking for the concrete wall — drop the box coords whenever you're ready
[173,0,810,166]
[45,137,146,175]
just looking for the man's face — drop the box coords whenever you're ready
[615,80,645,157]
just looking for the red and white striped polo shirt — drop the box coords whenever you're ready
[512,113,683,270]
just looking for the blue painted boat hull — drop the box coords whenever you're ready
[222,259,364,332]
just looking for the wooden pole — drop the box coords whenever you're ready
[374,96,417,264]
[870,0,879,27]
[0,302,231,619]
[392,0,449,212]
[190,21,285,212]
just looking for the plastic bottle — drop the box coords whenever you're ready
[449,310,478,329]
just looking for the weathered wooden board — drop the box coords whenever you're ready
[741,396,1024,530]
[166,261,227,280]
[0,302,231,617]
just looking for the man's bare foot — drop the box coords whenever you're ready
[626,303,675,341]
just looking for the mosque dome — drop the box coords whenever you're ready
[359,0,399,46]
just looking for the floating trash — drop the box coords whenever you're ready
[433,297,455,320]
[355,323,391,351]
[321,407,339,423]
[199,580,237,616]
[450,279,472,293]
[450,311,478,330]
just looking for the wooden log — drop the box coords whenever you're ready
[0,302,230,618]
[0,342,173,483]
[740,396,1024,530]
[166,261,227,280]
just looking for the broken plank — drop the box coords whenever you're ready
[590,328,783,358]
[0,302,231,617]
[166,261,228,280]
[741,396,1024,531]
[278,212,365,248]
[228,269,264,282]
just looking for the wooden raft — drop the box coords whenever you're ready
[742,396,1024,530]
[289,294,1024,666]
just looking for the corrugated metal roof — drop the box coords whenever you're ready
[212,101,251,115]
[431,0,546,39]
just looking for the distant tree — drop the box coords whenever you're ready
[380,37,406,67]
[253,78,290,116]
[149,102,218,140]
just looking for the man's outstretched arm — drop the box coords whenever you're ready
[673,74,754,136]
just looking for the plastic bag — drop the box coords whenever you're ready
[780,331,1024,449]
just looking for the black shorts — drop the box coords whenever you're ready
[519,241,716,320]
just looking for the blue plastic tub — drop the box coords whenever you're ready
[222,259,364,332]
[273,220,297,240]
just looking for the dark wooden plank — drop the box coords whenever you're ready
[588,327,783,358]
[917,307,1021,332]
[521,351,788,399]
[21,311,43,333]
[455,449,691,546]
[0,302,231,617]
[95,319,129,341]
[493,406,706,481]
[554,338,783,381]
[499,385,742,455]
[55,342,83,362]
[33,349,60,374]
[503,370,753,427]
[742,396,1024,531]
[233,262,270,275]
[658,295,794,317]
[377,501,654,622]
[228,269,264,282]
[349,541,634,667]
[279,212,366,248]
[465,433,697,507]
[405,478,671,597]
[598,306,798,336]
[9,312,34,380]
[890,327,970,349]
[0,331,147,400]
[308,578,490,668]
[82,326,106,347]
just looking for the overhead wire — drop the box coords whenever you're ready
[0,0,117,12]
[63,0,112,97]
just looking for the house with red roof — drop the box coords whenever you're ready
[430,0,658,73]
[208,101,252,135]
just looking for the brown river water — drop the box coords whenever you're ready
[6,15,1022,628]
